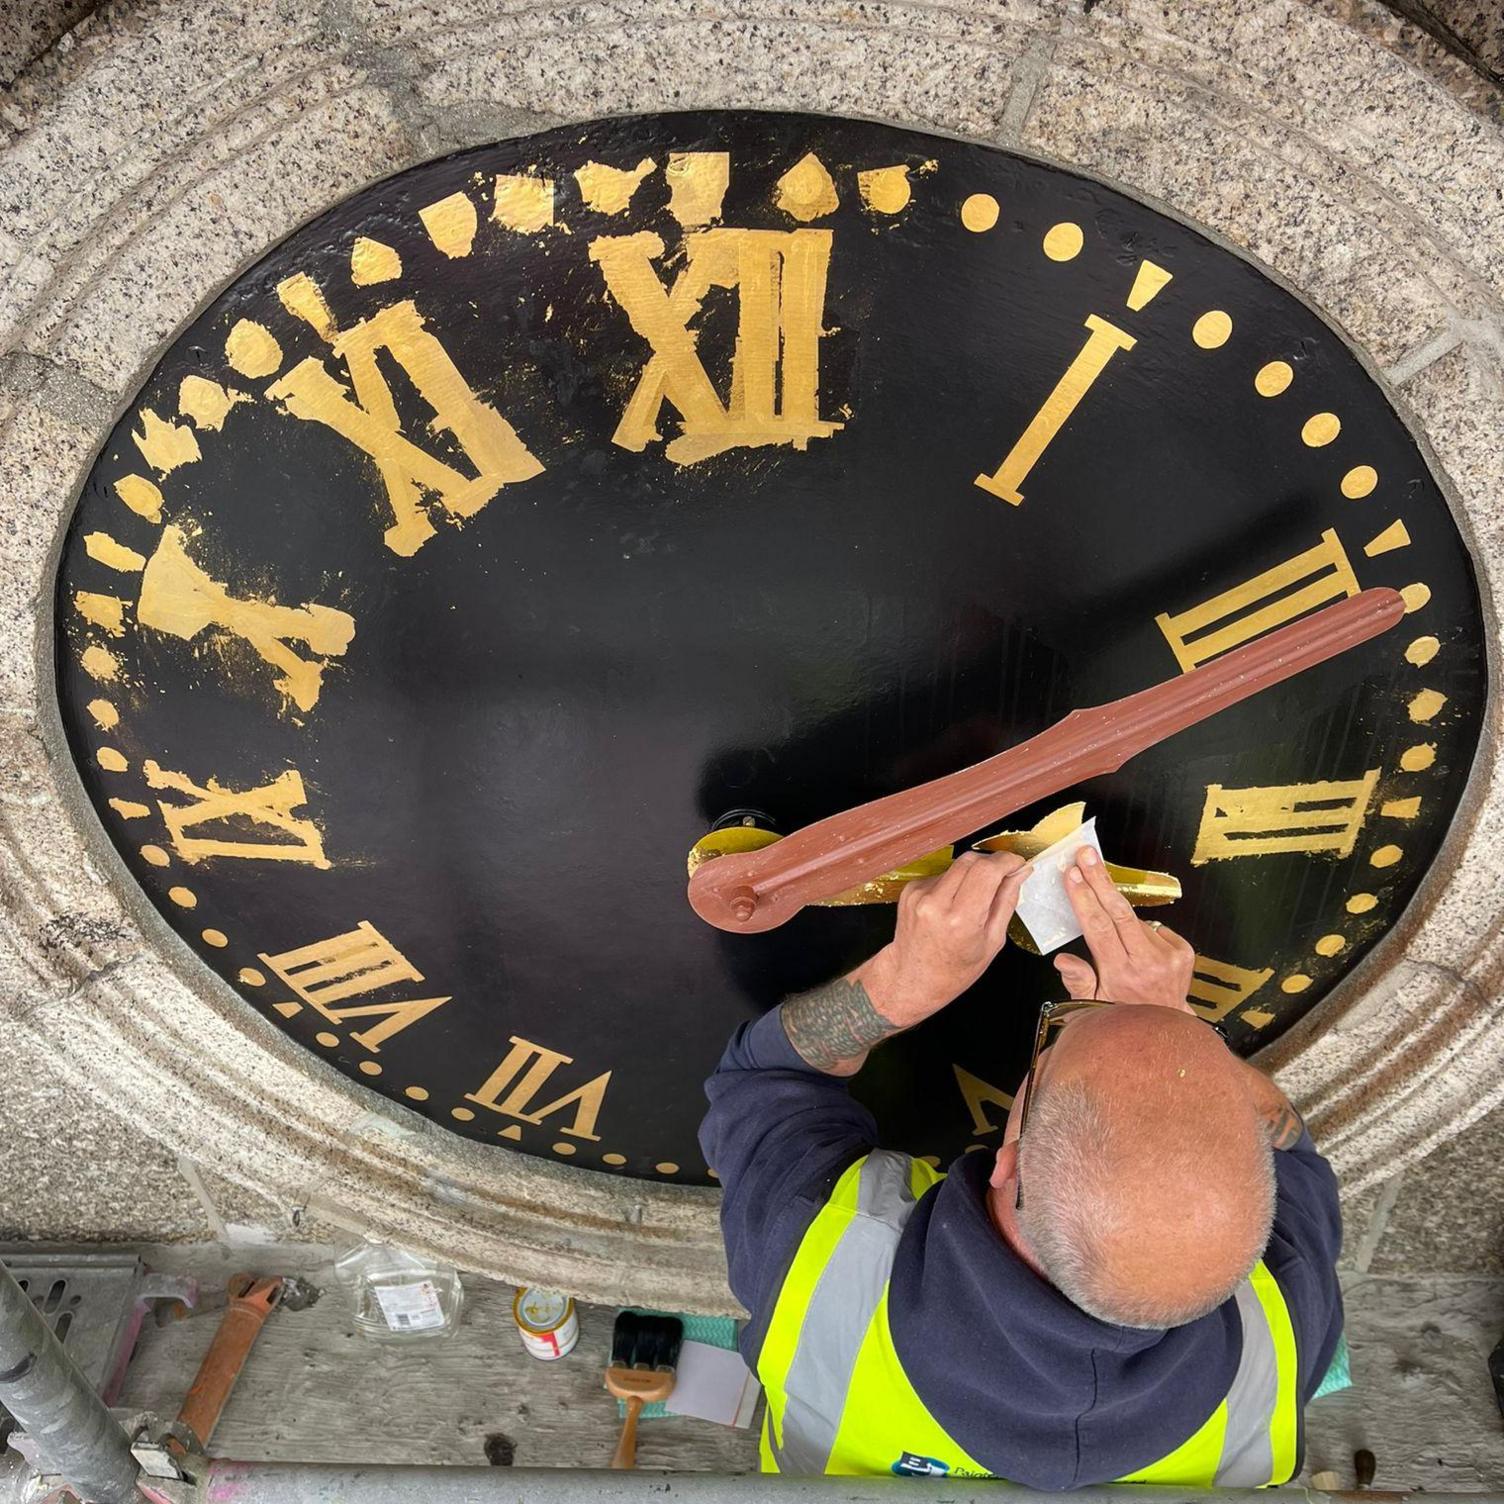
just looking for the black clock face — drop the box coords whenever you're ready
[54,111,1486,1185]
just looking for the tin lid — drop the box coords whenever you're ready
[513,1287,572,1332]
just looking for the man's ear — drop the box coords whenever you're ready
[990,1138,1018,1192]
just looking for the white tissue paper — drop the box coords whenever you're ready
[1012,818,1103,954]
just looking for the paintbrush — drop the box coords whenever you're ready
[604,1311,684,1470]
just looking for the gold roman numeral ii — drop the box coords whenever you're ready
[1156,529,1360,673]
[1192,770,1379,864]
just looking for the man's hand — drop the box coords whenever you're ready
[1052,847,1197,1013]
[781,851,1030,1075]
[863,851,1032,1027]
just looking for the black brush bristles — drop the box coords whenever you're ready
[610,1311,684,1371]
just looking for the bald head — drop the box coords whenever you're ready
[1015,1005,1275,1329]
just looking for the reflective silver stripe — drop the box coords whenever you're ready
[769,1152,916,1474]
[1214,1279,1279,1486]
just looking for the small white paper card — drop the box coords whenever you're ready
[663,1340,763,1429]
[1012,818,1103,955]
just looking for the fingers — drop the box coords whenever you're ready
[949,850,1028,919]
[1075,848,1157,956]
[982,857,1034,948]
[1054,952,1099,1000]
[1065,851,1129,965]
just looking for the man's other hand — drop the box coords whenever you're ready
[1053,847,1197,1013]
[863,852,1032,1026]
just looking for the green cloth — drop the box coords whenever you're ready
[614,1308,742,1420]
[1312,1331,1352,1399]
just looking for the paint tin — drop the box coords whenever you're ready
[513,1287,579,1360]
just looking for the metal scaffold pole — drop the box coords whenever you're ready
[0,1257,141,1504]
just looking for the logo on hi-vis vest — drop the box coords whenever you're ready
[892,1452,950,1478]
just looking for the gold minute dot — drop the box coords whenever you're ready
[140,845,170,867]
[201,929,228,948]
[552,1142,577,1156]
[404,1085,429,1102]
[1254,361,1293,397]
[1400,582,1431,613]
[1370,845,1403,869]
[1042,222,1083,261]
[1301,412,1341,447]
[1346,893,1379,915]
[238,967,266,986]
[707,1168,720,1180]
[960,193,999,233]
[167,885,197,908]
[96,747,128,772]
[86,699,119,730]
[315,1031,340,1047]
[1281,974,1312,994]
[1314,934,1346,957]
[1341,464,1378,499]
[602,1153,627,1167]
[655,1162,680,1175]
[1399,743,1436,772]
[451,1107,476,1122]
[1408,689,1446,722]
[1192,311,1232,348]
[358,1059,382,1077]
[1405,636,1440,666]
[965,1144,989,1154]
[918,1154,942,1168]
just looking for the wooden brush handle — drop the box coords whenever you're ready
[612,1394,644,1470]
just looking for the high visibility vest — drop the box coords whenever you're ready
[756,1150,1301,1485]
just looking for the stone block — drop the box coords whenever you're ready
[0,1028,213,1243]
[16,78,413,392]
[1079,0,1504,298]
[1021,36,1462,367]
[383,0,1047,141]
[1369,1102,1504,1274]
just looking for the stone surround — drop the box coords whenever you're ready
[2,0,1503,1309]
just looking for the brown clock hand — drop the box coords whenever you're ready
[688,587,1406,933]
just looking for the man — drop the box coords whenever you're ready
[700,847,1343,1487]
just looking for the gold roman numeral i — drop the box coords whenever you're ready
[974,258,1171,506]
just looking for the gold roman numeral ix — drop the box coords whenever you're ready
[258,920,450,1051]
[1193,770,1379,864]
[1156,529,1361,673]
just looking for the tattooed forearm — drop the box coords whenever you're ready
[781,976,901,1075]
[1263,1098,1307,1151]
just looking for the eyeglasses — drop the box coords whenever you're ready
[1012,999,1231,1211]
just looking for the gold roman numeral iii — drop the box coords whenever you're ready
[1192,770,1379,864]
[1156,529,1360,673]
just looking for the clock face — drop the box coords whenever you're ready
[53,111,1486,1186]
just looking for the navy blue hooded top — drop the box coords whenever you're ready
[699,1007,1344,1489]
